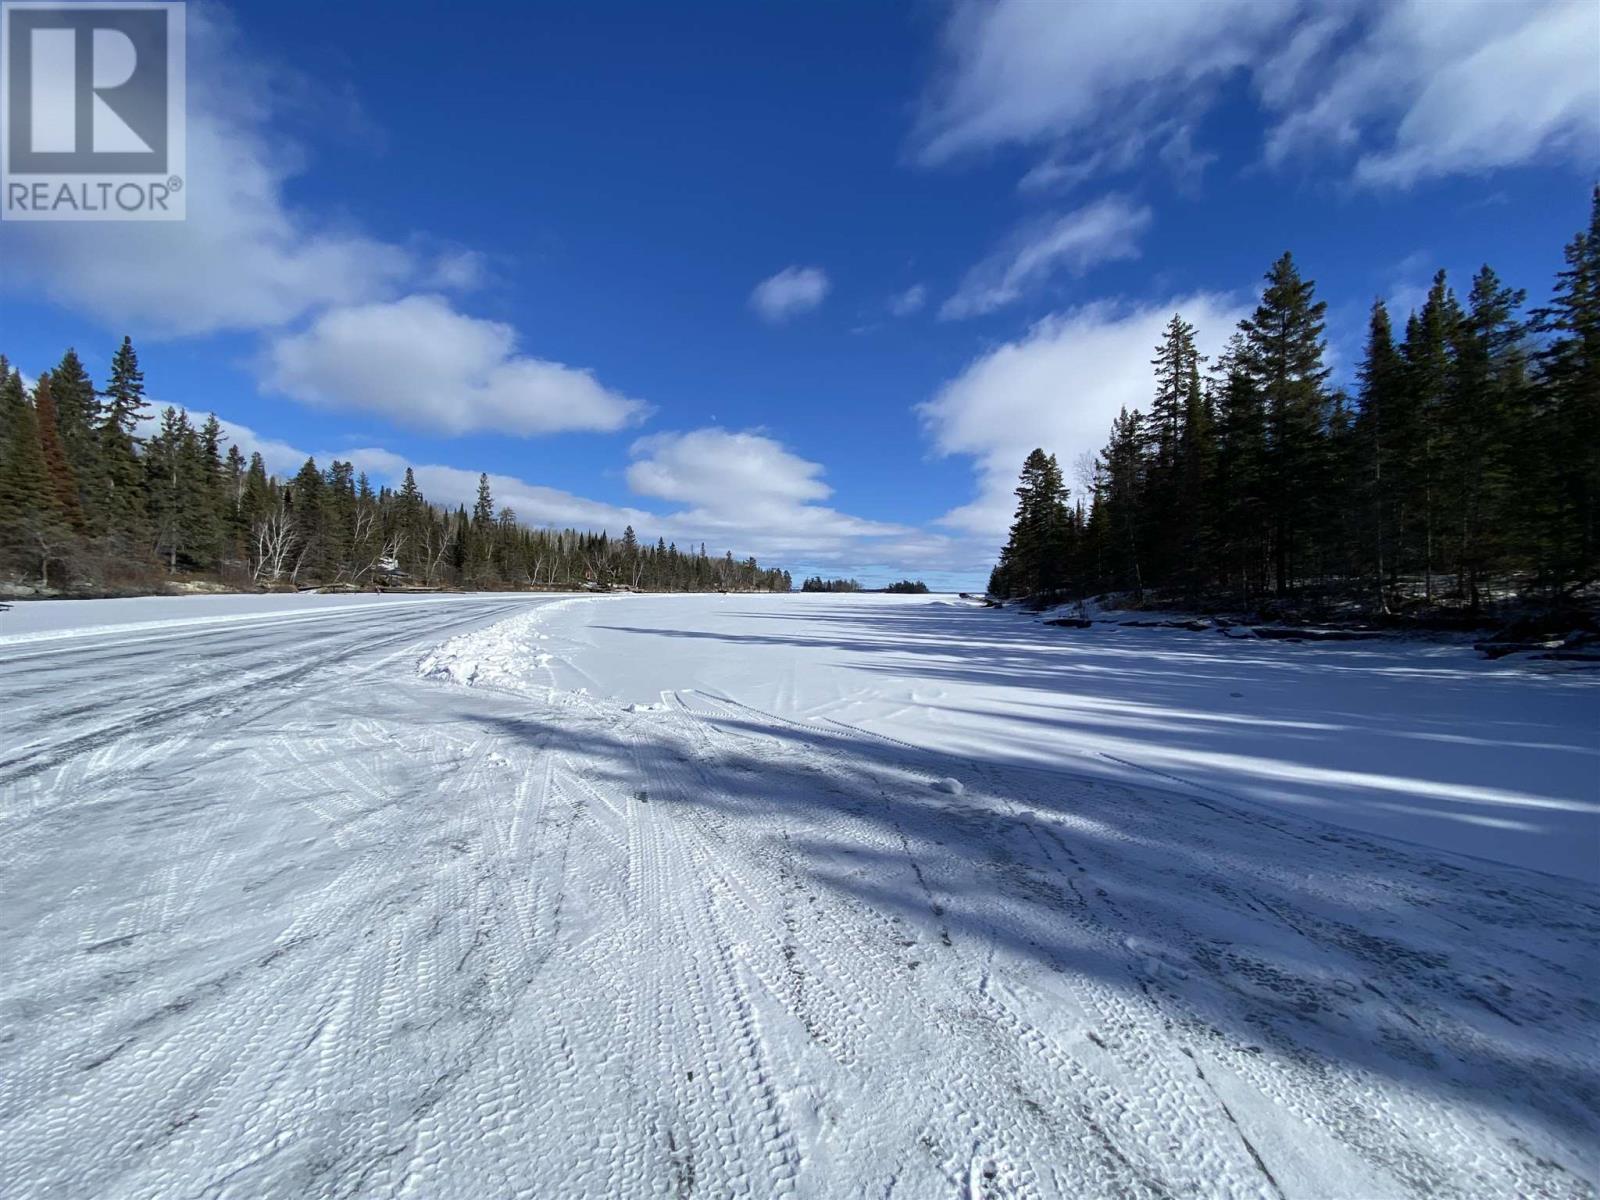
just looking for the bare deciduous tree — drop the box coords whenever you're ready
[251,506,300,584]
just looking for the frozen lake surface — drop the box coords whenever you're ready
[2,591,1595,1198]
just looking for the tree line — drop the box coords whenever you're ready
[990,188,1600,616]
[798,577,930,594]
[0,339,792,595]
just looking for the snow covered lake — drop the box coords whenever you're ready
[1,591,1596,1197]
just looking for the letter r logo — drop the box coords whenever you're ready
[4,4,171,173]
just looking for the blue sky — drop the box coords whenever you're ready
[1,0,1595,589]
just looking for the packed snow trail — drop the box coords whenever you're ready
[1,594,1595,1198]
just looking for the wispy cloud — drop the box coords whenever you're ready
[940,196,1151,320]
[912,0,1598,190]
[887,284,928,317]
[1265,0,1599,187]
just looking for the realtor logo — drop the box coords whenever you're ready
[1,1,186,220]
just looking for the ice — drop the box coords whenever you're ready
[1,591,1595,1198]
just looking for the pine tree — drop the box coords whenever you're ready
[239,452,272,543]
[1097,410,1148,595]
[1529,186,1600,592]
[104,337,147,428]
[1446,266,1527,608]
[1238,253,1331,596]
[94,339,148,548]
[285,458,326,582]
[141,406,225,573]
[1398,272,1462,602]
[223,443,249,556]
[49,348,106,531]
[993,448,1072,599]
[1209,333,1266,601]
[467,473,495,583]
[0,366,50,521]
[31,374,84,529]
[390,467,421,570]
[1144,315,1202,585]
[1354,300,1403,608]
[189,415,226,569]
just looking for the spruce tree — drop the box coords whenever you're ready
[1354,300,1403,608]
[97,338,151,549]
[0,367,51,522]
[1530,186,1600,592]
[31,374,84,529]
[1238,253,1331,596]
[397,467,424,570]
[1145,315,1202,586]
[49,348,106,530]
[995,448,1071,599]
[1398,272,1462,602]
[1446,267,1527,608]
[286,458,326,582]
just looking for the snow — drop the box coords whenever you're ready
[0,589,485,646]
[2,591,1596,1198]
[480,591,1600,882]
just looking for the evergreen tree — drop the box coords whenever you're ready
[1529,186,1600,592]
[1238,252,1331,595]
[1354,300,1403,608]
[0,366,51,522]
[1446,267,1527,608]
[1096,410,1148,595]
[1209,332,1269,600]
[286,458,326,582]
[1143,315,1197,585]
[31,374,84,529]
[100,336,150,546]
[1397,272,1462,602]
[49,348,105,530]
[468,473,495,582]
[992,448,1072,599]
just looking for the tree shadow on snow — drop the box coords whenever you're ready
[467,688,1600,1177]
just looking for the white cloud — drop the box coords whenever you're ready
[627,429,831,507]
[913,0,1598,188]
[919,294,1247,538]
[914,0,1296,165]
[262,295,648,437]
[940,196,1151,319]
[0,7,415,337]
[0,6,643,444]
[750,266,831,323]
[1266,0,1600,186]
[621,428,913,561]
[887,284,928,317]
